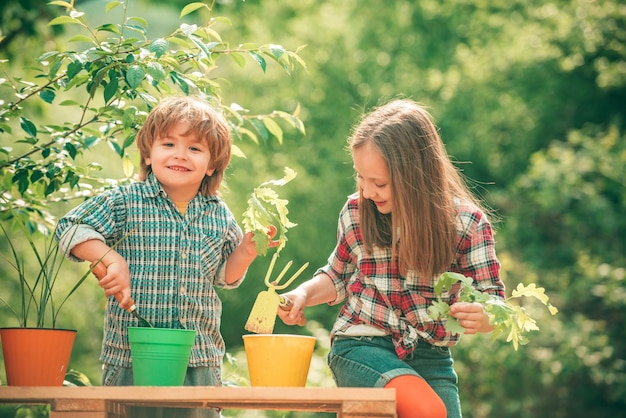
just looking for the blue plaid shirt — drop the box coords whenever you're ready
[55,173,243,368]
[318,195,504,359]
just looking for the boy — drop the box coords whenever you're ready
[56,96,274,417]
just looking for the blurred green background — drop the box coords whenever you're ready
[1,1,625,417]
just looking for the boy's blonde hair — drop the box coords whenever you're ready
[136,96,231,196]
[349,99,485,280]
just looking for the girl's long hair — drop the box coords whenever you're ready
[349,99,485,280]
[135,96,231,196]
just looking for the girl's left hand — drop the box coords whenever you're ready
[449,302,493,334]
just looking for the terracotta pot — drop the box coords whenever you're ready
[0,327,77,386]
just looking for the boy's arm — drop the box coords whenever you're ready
[70,239,133,309]
[224,227,280,284]
[223,231,258,284]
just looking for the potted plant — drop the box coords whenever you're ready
[0,214,95,386]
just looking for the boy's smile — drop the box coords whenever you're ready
[145,121,215,202]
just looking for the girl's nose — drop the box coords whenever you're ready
[361,184,374,200]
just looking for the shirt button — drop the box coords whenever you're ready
[180,286,186,295]
[181,252,187,259]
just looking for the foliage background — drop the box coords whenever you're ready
[1,0,625,417]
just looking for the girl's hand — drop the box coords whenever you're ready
[277,291,308,326]
[449,301,494,334]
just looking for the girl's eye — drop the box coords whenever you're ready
[375,183,387,188]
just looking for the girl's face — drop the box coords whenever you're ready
[145,121,215,201]
[353,141,392,214]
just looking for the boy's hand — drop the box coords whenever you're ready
[241,225,280,257]
[267,224,280,248]
[90,261,134,311]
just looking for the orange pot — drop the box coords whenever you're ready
[0,327,77,386]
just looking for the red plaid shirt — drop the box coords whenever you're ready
[317,195,504,359]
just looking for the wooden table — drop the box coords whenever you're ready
[0,386,396,418]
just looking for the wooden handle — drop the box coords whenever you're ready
[90,261,135,311]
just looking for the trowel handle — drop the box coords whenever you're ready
[278,295,292,310]
[90,261,136,312]
[278,295,307,326]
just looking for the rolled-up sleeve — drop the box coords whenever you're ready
[56,224,106,262]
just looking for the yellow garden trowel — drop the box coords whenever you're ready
[245,252,309,334]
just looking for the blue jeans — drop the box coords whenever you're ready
[103,364,221,418]
[328,335,461,418]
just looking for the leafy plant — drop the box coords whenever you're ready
[0,0,306,230]
[242,167,298,255]
[428,271,558,350]
[0,218,90,328]
[0,210,134,328]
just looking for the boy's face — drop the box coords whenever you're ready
[145,121,214,201]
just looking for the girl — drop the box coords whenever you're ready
[278,99,505,418]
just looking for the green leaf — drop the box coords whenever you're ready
[148,38,168,58]
[19,117,37,138]
[146,62,165,83]
[128,16,148,28]
[229,52,246,68]
[169,72,190,94]
[104,70,118,103]
[66,60,83,79]
[262,117,283,144]
[39,89,55,104]
[249,51,266,72]
[122,155,135,178]
[180,2,207,18]
[269,44,286,60]
[49,1,74,7]
[249,118,269,142]
[48,16,85,27]
[96,23,121,35]
[125,65,145,89]
[189,34,212,59]
[68,34,95,44]
[242,168,298,255]
[444,316,466,335]
[105,1,122,12]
